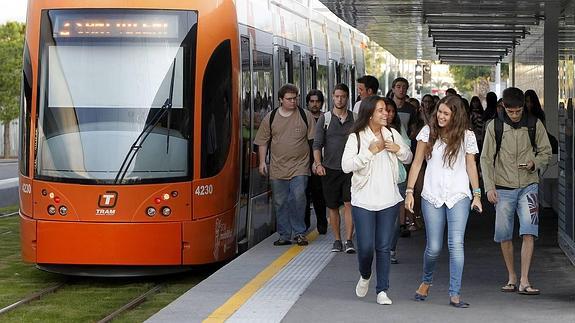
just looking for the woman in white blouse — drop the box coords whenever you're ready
[342,96,413,305]
[405,95,482,308]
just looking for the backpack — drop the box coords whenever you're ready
[492,114,538,166]
[323,110,358,130]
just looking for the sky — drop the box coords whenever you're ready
[0,1,27,24]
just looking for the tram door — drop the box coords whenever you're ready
[239,35,275,250]
[238,36,253,251]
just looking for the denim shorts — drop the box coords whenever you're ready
[494,183,539,242]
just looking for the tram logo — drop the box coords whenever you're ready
[98,191,118,208]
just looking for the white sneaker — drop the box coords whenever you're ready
[355,276,370,297]
[377,291,392,305]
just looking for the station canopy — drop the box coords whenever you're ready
[318,0,571,65]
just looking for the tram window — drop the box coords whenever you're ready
[201,40,232,178]
[35,9,196,184]
[252,50,273,195]
[19,45,32,177]
[302,55,313,97]
[278,48,290,86]
[342,65,349,86]
[350,66,356,101]
[329,60,337,95]
[293,51,301,94]
[317,65,328,110]
[240,37,251,196]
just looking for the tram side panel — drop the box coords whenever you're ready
[185,0,240,264]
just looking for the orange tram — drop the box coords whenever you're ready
[19,0,368,276]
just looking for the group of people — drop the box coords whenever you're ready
[253,76,552,308]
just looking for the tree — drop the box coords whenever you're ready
[448,65,492,97]
[0,22,25,158]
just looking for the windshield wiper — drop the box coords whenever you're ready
[114,58,177,184]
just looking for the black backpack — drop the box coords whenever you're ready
[492,114,538,166]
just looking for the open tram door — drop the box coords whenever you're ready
[238,33,274,252]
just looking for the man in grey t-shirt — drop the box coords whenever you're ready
[313,84,356,253]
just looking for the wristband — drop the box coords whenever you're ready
[405,188,414,194]
[472,188,481,194]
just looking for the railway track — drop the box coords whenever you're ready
[0,281,165,321]
[0,283,66,315]
[97,284,163,323]
[0,213,209,321]
[0,211,18,219]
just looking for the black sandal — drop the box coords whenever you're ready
[501,283,517,292]
[449,300,470,308]
[273,239,292,246]
[518,285,540,295]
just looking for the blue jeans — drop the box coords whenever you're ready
[271,176,308,240]
[421,198,470,297]
[352,204,399,293]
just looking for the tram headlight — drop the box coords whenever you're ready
[47,205,57,215]
[146,207,156,217]
[161,207,171,217]
[59,206,68,216]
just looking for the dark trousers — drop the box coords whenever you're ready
[305,173,327,234]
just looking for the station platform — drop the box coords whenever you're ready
[147,205,575,323]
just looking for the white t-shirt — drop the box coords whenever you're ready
[352,100,362,114]
[416,125,479,208]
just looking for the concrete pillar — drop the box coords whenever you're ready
[495,63,501,96]
[543,1,560,212]
[511,44,516,87]
[545,1,559,139]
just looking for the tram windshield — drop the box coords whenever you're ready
[36,9,197,184]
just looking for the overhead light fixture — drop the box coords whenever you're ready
[441,60,497,66]
[424,14,540,25]
[440,57,501,63]
[433,39,518,44]
[433,35,523,41]
[436,48,509,54]
[430,31,526,39]
[428,24,528,32]
[429,28,527,34]
[438,52,504,58]
[434,45,516,52]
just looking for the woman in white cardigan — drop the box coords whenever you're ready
[342,96,413,305]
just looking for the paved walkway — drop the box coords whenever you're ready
[148,203,575,322]
[286,205,575,322]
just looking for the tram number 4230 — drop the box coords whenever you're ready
[195,184,214,196]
